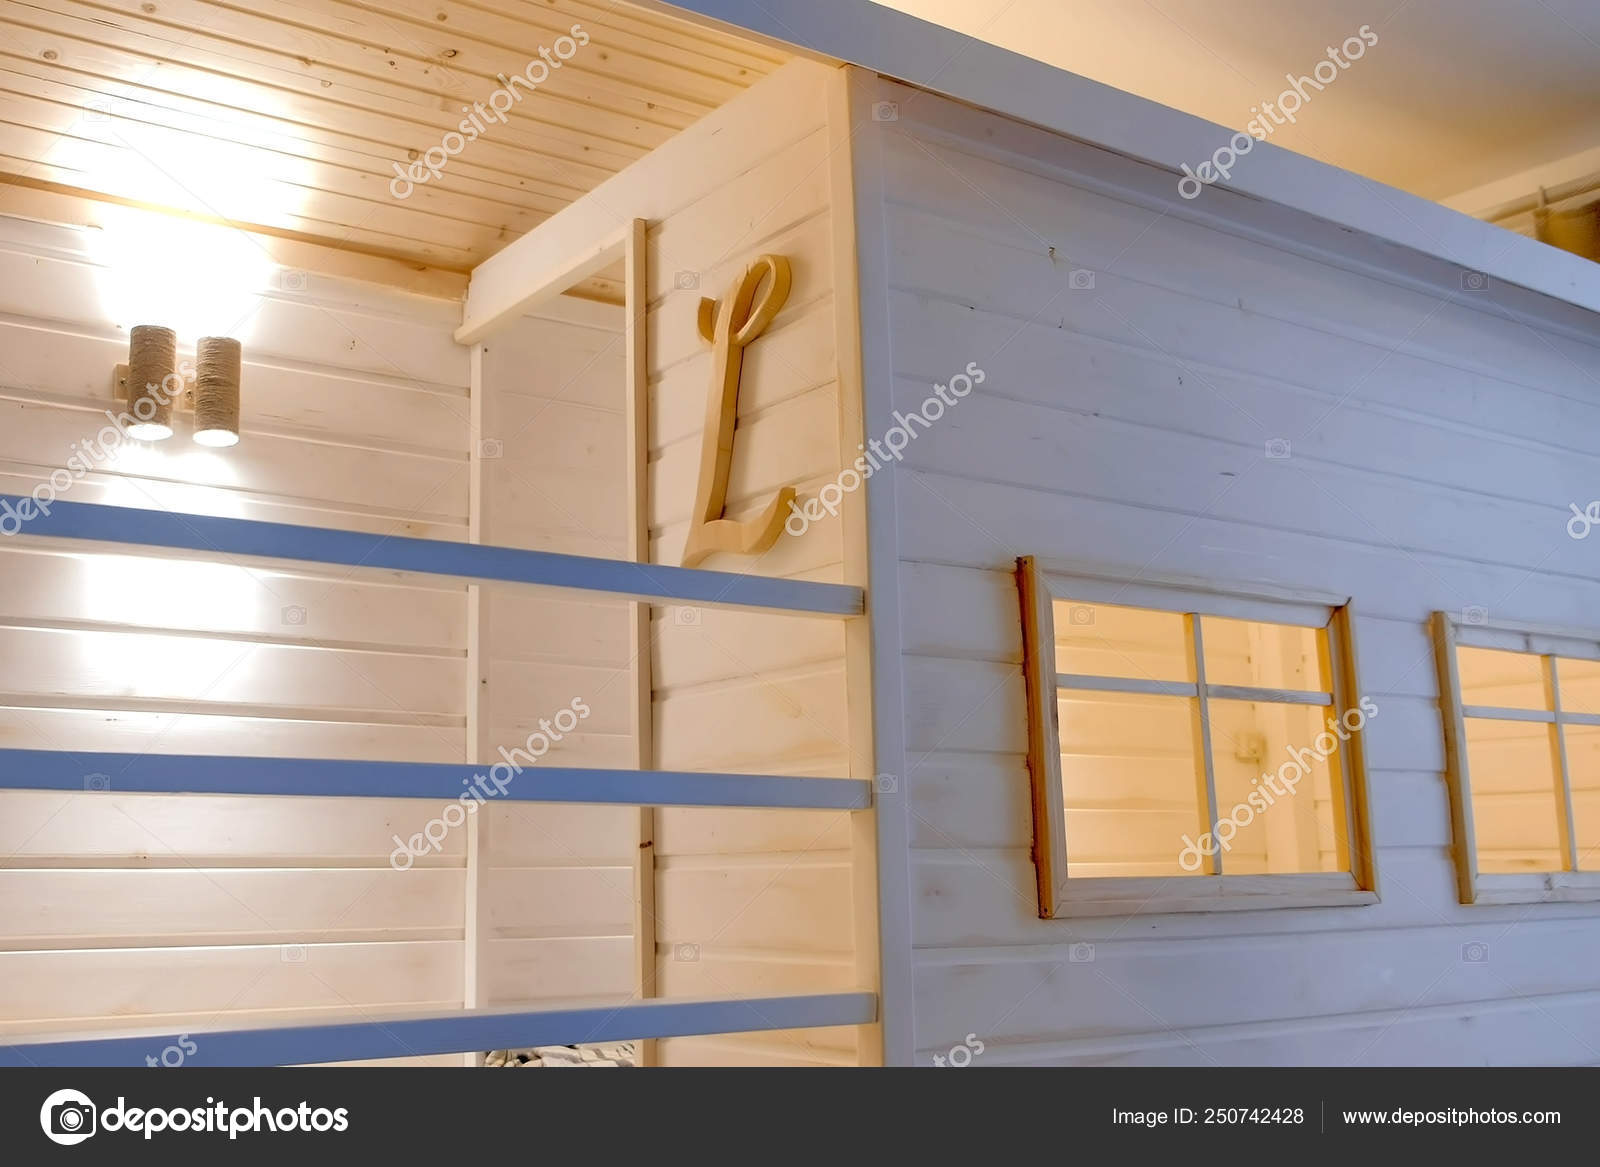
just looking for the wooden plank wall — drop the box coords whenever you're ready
[853,74,1600,1066]
[475,300,638,1008]
[0,209,470,1063]
[640,62,865,1066]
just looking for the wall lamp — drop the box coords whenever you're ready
[115,325,243,448]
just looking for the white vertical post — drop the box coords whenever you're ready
[838,67,914,1064]
[463,342,493,1065]
[826,71,886,1065]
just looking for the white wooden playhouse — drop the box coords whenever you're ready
[2,0,1599,1067]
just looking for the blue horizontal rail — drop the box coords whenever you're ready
[0,495,863,617]
[0,992,879,1066]
[0,749,873,810]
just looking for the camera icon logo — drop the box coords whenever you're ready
[281,605,307,627]
[1460,270,1489,292]
[674,606,702,627]
[674,942,700,963]
[1068,268,1095,290]
[1265,438,1291,460]
[280,943,308,963]
[83,772,111,792]
[1068,605,1094,627]
[478,438,504,460]
[1462,941,1489,963]
[674,270,700,290]
[279,269,308,293]
[1069,942,1096,963]
[871,101,899,122]
[40,1088,97,1146]
[1462,605,1489,626]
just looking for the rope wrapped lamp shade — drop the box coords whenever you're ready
[125,324,177,441]
[194,336,242,448]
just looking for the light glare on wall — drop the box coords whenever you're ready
[88,208,274,342]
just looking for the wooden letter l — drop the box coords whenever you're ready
[680,254,796,567]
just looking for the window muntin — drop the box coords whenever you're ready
[1056,688,1203,878]
[1018,558,1377,916]
[1207,697,1347,876]
[1052,598,1346,879]
[1438,614,1600,899]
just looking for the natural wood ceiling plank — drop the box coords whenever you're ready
[0,6,648,175]
[0,66,583,211]
[85,0,722,127]
[0,55,610,198]
[11,0,680,154]
[282,0,752,109]
[0,0,785,269]
[557,0,785,67]
[0,170,475,290]
[0,32,642,195]
[0,82,570,221]
[0,113,546,254]
[0,151,487,266]
[412,0,774,80]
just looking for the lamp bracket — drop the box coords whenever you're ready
[112,363,197,413]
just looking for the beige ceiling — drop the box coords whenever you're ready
[869,0,1600,202]
[0,0,783,272]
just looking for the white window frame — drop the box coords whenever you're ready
[1434,611,1600,906]
[1018,557,1379,918]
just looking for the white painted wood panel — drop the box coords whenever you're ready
[613,64,865,1065]
[0,941,462,1025]
[476,306,638,1011]
[485,937,635,1003]
[0,792,467,866]
[856,75,1600,1066]
[0,209,471,1059]
[0,868,464,948]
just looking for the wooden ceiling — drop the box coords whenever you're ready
[0,0,785,276]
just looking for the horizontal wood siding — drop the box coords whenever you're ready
[0,210,470,1054]
[863,78,1600,1066]
[640,63,863,1066]
[477,305,637,1008]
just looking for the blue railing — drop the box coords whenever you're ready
[0,496,875,1066]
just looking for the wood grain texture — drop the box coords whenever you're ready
[680,254,796,566]
[0,0,783,272]
[1015,557,1066,917]
[0,211,469,1061]
[605,60,866,1066]
[476,303,636,1016]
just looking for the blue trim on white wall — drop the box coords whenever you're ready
[0,749,874,810]
[0,993,879,1066]
[0,495,863,617]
